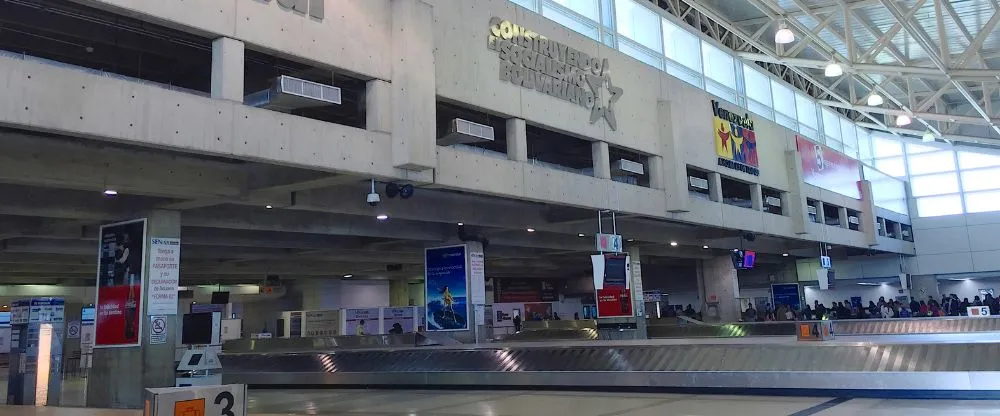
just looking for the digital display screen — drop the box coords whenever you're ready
[603,255,628,287]
[181,313,214,345]
[81,307,96,323]
[742,250,757,268]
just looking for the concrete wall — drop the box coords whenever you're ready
[909,212,1000,275]
[0,0,916,253]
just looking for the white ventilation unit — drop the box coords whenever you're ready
[689,176,709,190]
[807,205,818,215]
[438,118,495,146]
[612,159,644,175]
[902,228,911,237]
[765,196,781,207]
[848,216,860,225]
[245,75,342,112]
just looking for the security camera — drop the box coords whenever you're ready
[367,179,381,207]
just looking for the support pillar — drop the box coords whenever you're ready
[708,172,723,203]
[750,184,764,211]
[815,202,828,225]
[87,210,180,409]
[390,0,436,170]
[592,141,611,179]
[506,118,527,162]
[211,38,244,102]
[366,79,392,134]
[628,247,647,339]
[389,280,411,306]
[838,206,849,228]
[647,155,665,190]
[699,255,740,322]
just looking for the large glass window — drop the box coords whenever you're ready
[857,127,873,164]
[916,195,963,217]
[872,135,904,158]
[822,108,842,144]
[958,151,1000,169]
[543,1,600,40]
[840,118,858,158]
[966,190,1000,213]
[961,167,1000,192]
[743,65,772,119]
[615,0,661,51]
[549,0,600,21]
[771,80,797,130]
[702,42,737,103]
[794,93,817,139]
[910,172,960,197]
[874,157,907,178]
[906,151,955,175]
[661,19,702,87]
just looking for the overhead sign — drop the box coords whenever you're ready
[595,233,623,253]
[95,219,146,348]
[148,238,181,316]
[796,136,862,199]
[487,17,623,131]
[713,100,759,176]
[820,255,832,269]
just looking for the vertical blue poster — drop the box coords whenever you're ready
[425,245,469,331]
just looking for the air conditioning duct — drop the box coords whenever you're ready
[244,75,342,112]
[689,176,709,190]
[438,118,495,146]
[612,159,644,175]
[765,196,781,207]
[807,205,817,215]
[848,216,860,225]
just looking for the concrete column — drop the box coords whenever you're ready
[878,217,888,236]
[892,221,904,239]
[838,206,849,228]
[506,118,527,162]
[390,0,436,171]
[87,210,180,409]
[366,79,392,134]
[628,247,647,338]
[592,141,611,179]
[858,180,878,245]
[647,155,665,190]
[779,191,791,216]
[910,275,941,301]
[699,255,740,322]
[815,201,827,225]
[389,280,411,306]
[708,172,723,202]
[211,37,244,102]
[783,150,808,234]
[750,184,764,211]
[300,279,342,311]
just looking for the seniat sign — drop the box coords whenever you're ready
[713,100,759,176]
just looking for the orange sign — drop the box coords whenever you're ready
[799,324,810,338]
[174,398,205,416]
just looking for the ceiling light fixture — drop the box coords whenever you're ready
[457,222,464,226]
[265,204,273,209]
[782,253,790,257]
[867,93,884,106]
[578,233,586,237]
[895,114,912,127]
[343,274,353,278]
[922,130,936,143]
[670,241,678,247]
[627,238,635,242]
[103,189,118,196]
[823,63,843,77]
[774,20,795,44]
[526,228,536,233]
[376,214,389,221]
[702,245,709,249]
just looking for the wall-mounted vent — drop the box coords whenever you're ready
[689,176,709,190]
[245,75,342,112]
[848,216,860,225]
[438,118,495,146]
[765,196,781,207]
[613,159,644,175]
[807,205,817,215]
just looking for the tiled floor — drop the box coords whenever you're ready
[3,389,1000,415]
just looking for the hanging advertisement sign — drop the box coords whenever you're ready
[796,135,862,199]
[95,219,146,348]
[771,283,801,310]
[591,254,633,318]
[147,238,181,316]
[425,245,470,331]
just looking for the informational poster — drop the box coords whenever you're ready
[149,315,168,345]
[523,303,553,321]
[592,254,633,318]
[771,283,801,310]
[425,245,469,331]
[596,288,633,318]
[495,279,560,303]
[344,308,379,336]
[95,219,146,347]
[492,303,521,328]
[796,135,862,199]
[303,310,340,337]
[382,307,415,334]
[469,250,486,305]
[147,238,181,315]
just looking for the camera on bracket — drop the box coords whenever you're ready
[367,179,381,207]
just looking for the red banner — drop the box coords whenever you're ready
[796,136,862,199]
[596,288,633,318]
[96,219,146,347]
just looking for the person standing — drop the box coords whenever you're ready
[512,313,522,333]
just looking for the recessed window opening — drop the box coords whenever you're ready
[761,187,783,215]
[687,166,711,200]
[807,199,821,223]
[609,146,649,187]
[435,101,508,157]
[526,126,593,174]
[846,209,861,231]
[720,176,752,208]
[822,203,842,227]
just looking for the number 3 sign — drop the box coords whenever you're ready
[145,385,246,416]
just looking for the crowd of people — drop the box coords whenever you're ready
[741,293,997,321]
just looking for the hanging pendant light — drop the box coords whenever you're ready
[895,114,912,127]
[824,63,843,77]
[867,93,884,106]
[775,20,795,44]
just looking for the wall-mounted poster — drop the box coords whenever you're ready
[425,245,469,331]
[344,308,379,336]
[95,219,146,347]
[796,135,862,199]
[382,307,415,334]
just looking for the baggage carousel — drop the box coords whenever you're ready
[220,317,1000,399]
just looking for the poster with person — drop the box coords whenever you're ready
[95,219,146,347]
[424,245,469,331]
[344,308,379,336]
[382,307,415,334]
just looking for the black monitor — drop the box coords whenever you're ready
[181,313,214,345]
[603,255,628,287]
[210,291,230,305]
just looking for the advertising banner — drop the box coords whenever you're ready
[771,283,801,310]
[592,254,633,318]
[382,307,415,334]
[523,303,553,321]
[425,245,469,331]
[345,308,379,336]
[95,219,146,347]
[596,288,633,318]
[796,135,862,199]
[492,303,521,328]
[147,238,180,316]
[713,100,759,176]
[495,279,559,303]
